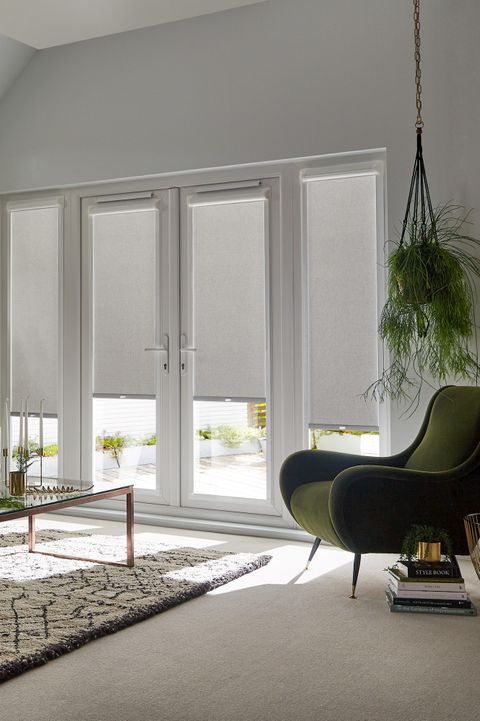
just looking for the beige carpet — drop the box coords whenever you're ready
[2,519,480,721]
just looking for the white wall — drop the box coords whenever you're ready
[0,0,477,451]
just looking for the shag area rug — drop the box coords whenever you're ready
[0,527,270,682]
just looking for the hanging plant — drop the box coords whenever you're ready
[365,0,480,408]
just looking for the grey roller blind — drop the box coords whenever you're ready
[192,198,267,400]
[92,208,157,397]
[306,174,379,427]
[10,204,60,415]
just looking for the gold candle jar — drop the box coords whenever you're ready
[417,541,441,562]
[9,471,26,496]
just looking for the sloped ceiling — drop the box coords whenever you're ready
[0,0,269,49]
[0,33,35,101]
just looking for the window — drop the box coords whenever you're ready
[303,169,381,450]
[1,151,385,532]
[8,199,63,478]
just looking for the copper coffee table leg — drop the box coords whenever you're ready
[25,486,135,567]
[126,488,134,567]
[28,515,36,552]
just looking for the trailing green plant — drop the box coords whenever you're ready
[143,435,156,446]
[197,428,212,441]
[401,524,453,560]
[365,203,480,409]
[96,433,128,467]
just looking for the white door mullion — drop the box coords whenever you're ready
[80,198,94,483]
[62,190,82,480]
[157,188,180,506]
[179,187,195,506]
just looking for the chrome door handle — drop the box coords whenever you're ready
[180,334,196,353]
[144,334,169,373]
[180,334,196,374]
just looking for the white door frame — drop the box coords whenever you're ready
[179,179,284,516]
[81,189,179,505]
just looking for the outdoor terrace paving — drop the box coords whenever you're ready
[97,453,267,499]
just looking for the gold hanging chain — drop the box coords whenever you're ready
[413,0,424,128]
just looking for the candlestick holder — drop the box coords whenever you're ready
[2,448,8,488]
[16,446,42,489]
[37,447,44,486]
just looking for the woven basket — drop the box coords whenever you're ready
[464,513,480,581]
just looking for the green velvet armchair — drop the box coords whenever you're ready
[280,386,480,597]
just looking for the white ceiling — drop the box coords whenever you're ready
[0,0,268,49]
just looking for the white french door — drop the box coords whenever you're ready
[180,181,279,514]
[82,180,282,516]
[82,190,179,505]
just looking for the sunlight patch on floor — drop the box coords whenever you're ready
[209,544,352,594]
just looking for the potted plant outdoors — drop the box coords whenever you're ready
[366,203,480,408]
[256,426,267,456]
[213,425,261,456]
[136,434,157,466]
[196,425,261,458]
[401,524,453,563]
[95,433,128,469]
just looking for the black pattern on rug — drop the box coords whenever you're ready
[0,528,270,682]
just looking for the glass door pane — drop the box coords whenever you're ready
[181,186,272,510]
[92,206,157,490]
[84,191,179,496]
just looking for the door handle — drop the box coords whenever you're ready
[180,334,196,374]
[144,334,169,373]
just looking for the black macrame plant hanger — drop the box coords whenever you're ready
[400,128,438,249]
[396,0,439,339]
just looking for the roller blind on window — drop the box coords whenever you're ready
[306,174,379,428]
[92,208,157,397]
[10,203,61,415]
[191,197,267,400]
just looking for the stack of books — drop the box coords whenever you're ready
[386,558,477,616]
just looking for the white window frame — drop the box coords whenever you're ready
[0,148,388,537]
[1,195,65,478]
[295,152,389,455]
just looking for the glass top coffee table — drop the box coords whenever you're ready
[0,479,134,567]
